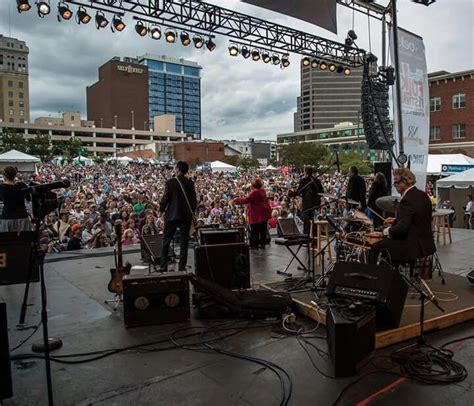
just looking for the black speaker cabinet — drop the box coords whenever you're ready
[123,272,190,328]
[326,306,376,377]
[194,243,250,290]
[327,262,408,329]
[0,232,38,286]
[140,234,163,264]
[198,228,245,245]
[0,302,13,401]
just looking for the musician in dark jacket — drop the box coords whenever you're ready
[367,172,389,228]
[290,166,324,235]
[371,168,436,263]
[159,161,197,271]
[346,166,367,209]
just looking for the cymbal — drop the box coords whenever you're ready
[319,193,360,206]
[347,210,372,226]
[376,196,400,212]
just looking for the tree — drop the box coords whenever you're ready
[0,128,27,153]
[279,142,330,170]
[338,151,373,175]
[27,132,52,162]
[52,137,83,159]
[222,155,259,169]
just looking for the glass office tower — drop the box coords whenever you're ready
[138,54,202,139]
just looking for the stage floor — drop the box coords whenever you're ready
[1,229,473,406]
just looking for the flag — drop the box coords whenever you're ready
[241,0,337,34]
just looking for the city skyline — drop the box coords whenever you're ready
[0,0,472,140]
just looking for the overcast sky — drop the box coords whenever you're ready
[1,0,473,140]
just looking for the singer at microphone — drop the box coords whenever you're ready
[0,166,32,232]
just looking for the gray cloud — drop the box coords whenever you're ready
[0,0,472,140]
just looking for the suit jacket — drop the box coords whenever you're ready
[159,175,197,223]
[347,175,367,208]
[293,176,324,211]
[389,187,436,260]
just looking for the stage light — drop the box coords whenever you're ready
[337,65,344,74]
[262,51,271,64]
[193,35,204,48]
[57,2,72,20]
[76,7,90,24]
[112,15,125,32]
[251,50,260,61]
[37,1,50,17]
[180,32,191,46]
[344,67,352,76]
[135,21,147,37]
[412,0,436,5]
[206,38,216,51]
[165,29,176,43]
[329,63,337,72]
[17,0,31,12]
[272,54,280,65]
[366,53,378,64]
[281,55,290,68]
[241,46,250,59]
[150,26,161,40]
[319,61,328,70]
[95,11,109,29]
[302,57,310,66]
[347,30,358,41]
[228,44,239,56]
[311,59,319,69]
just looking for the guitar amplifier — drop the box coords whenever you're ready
[140,234,163,264]
[0,302,13,401]
[0,232,39,286]
[122,272,190,328]
[198,228,245,245]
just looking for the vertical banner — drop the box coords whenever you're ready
[390,27,430,190]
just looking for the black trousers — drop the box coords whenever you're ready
[302,209,314,236]
[160,220,191,271]
[249,221,268,248]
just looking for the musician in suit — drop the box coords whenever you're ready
[370,168,436,263]
[159,161,197,272]
[346,166,367,210]
[289,166,324,235]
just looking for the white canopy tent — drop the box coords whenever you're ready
[436,168,474,228]
[0,149,40,172]
[427,154,474,175]
[198,160,238,172]
[73,155,94,166]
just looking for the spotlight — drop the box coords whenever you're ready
[57,2,72,20]
[112,15,125,32]
[337,65,344,74]
[228,44,239,56]
[180,32,191,46]
[272,54,280,65]
[366,53,378,64]
[344,67,352,76]
[262,51,271,64]
[311,59,319,69]
[206,38,216,51]
[37,1,50,17]
[281,55,290,68]
[17,0,31,12]
[319,61,328,70]
[241,46,250,59]
[302,57,311,67]
[165,29,176,43]
[135,21,147,37]
[193,35,204,48]
[347,29,358,40]
[328,63,337,72]
[150,26,161,40]
[251,50,260,61]
[76,7,91,24]
[95,11,109,29]
[412,0,436,5]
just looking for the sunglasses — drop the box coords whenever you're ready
[393,180,404,185]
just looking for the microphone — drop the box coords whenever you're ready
[23,179,71,194]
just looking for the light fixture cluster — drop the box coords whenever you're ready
[228,43,290,68]
[301,56,352,76]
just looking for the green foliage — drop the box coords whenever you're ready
[52,137,83,159]
[93,153,106,164]
[0,128,27,153]
[222,155,259,169]
[338,151,373,175]
[279,142,330,170]
[27,132,52,162]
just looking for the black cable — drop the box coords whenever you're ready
[10,322,42,352]
[440,335,474,349]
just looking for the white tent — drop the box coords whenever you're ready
[73,155,94,166]
[116,156,134,166]
[427,154,474,175]
[209,160,237,172]
[436,168,474,228]
[265,165,279,171]
[0,149,40,172]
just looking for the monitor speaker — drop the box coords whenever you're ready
[0,302,13,401]
[0,232,38,286]
[140,234,163,264]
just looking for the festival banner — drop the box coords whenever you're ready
[391,27,430,189]
[240,0,337,34]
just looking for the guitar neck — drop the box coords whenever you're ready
[115,221,123,268]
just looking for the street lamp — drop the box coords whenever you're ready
[114,115,118,128]
[131,110,135,130]
[100,117,103,128]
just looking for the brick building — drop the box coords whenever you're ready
[174,141,225,166]
[428,70,474,156]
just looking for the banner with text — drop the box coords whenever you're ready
[391,27,430,189]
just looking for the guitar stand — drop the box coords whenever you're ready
[104,293,122,311]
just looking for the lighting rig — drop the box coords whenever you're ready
[227,42,290,69]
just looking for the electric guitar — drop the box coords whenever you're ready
[107,220,131,294]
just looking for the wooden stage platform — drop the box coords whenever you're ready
[261,272,474,349]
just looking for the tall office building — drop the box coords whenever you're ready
[0,35,29,125]
[294,62,364,131]
[138,54,202,139]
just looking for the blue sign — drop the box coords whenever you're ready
[441,164,474,174]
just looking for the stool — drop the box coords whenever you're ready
[432,214,452,245]
[311,220,333,265]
